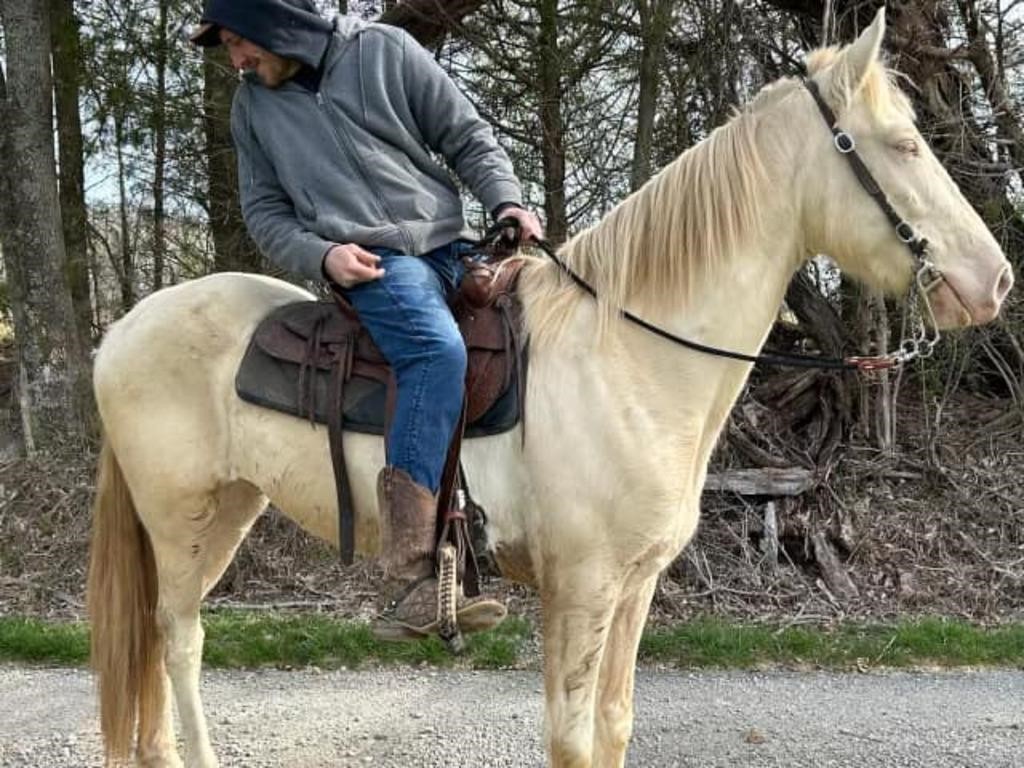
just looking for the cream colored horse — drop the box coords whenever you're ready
[88,11,1011,768]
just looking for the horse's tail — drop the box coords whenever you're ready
[87,439,163,763]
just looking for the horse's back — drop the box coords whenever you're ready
[99,272,307,357]
[93,273,312,494]
[96,273,308,390]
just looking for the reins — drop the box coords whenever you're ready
[476,77,945,375]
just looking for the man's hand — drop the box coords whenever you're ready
[497,206,544,244]
[323,243,386,288]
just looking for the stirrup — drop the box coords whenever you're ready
[438,543,463,652]
[438,543,507,653]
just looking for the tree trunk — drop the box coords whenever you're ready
[114,111,134,312]
[48,0,93,347]
[849,283,895,453]
[0,58,12,248]
[631,0,672,191]
[151,0,169,291]
[204,46,262,273]
[0,0,90,453]
[537,0,568,245]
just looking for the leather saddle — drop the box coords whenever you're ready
[234,257,528,564]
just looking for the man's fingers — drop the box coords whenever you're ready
[521,219,541,238]
[516,221,542,243]
[353,248,382,267]
[349,261,384,279]
[345,260,385,283]
[501,209,544,243]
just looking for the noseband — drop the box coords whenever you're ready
[802,77,942,369]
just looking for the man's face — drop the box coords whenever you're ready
[219,28,299,89]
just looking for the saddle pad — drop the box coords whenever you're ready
[234,321,524,438]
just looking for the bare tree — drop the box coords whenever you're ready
[0,0,91,452]
[379,0,485,47]
[631,0,676,190]
[537,0,568,243]
[203,46,262,273]
[49,0,93,345]
[151,0,170,291]
[957,0,1024,180]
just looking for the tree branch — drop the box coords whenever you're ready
[379,0,486,48]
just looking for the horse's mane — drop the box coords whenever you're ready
[524,90,772,344]
[525,46,910,347]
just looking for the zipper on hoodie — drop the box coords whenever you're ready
[315,90,416,255]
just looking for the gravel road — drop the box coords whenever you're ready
[1,664,1021,767]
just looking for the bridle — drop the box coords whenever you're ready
[801,77,943,371]
[483,76,948,374]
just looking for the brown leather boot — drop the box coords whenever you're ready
[372,467,507,642]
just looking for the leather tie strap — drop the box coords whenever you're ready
[328,336,357,565]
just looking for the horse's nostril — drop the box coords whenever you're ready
[996,265,1014,302]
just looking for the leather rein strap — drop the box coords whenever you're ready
[501,76,947,374]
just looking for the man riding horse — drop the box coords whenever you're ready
[191,0,543,640]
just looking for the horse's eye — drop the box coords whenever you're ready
[895,138,920,157]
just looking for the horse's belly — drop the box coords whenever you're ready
[230,402,386,552]
[230,401,533,570]
[460,430,537,586]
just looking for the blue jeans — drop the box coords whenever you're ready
[342,241,470,493]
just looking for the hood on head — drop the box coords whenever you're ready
[190,0,333,70]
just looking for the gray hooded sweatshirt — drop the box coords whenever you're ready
[231,15,524,282]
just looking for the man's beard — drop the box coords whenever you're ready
[255,60,299,89]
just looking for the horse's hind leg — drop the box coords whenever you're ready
[144,483,266,768]
[199,481,268,598]
[591,575,658,768]
[541,566,620,768]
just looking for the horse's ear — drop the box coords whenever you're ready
[830,8,886,101]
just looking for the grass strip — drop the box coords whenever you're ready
[0,612,531,670]
[0,616,89,664]
[200,610,532,669]
[639,617,1024,668]
[1,614,1022,670]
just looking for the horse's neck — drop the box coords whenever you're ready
[520,228,800,507]
[519,101,804,499]
[620,236,800,484]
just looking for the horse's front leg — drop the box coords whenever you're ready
[591,574,659,768]
[541,565,620,768]
[135,666,183,768]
